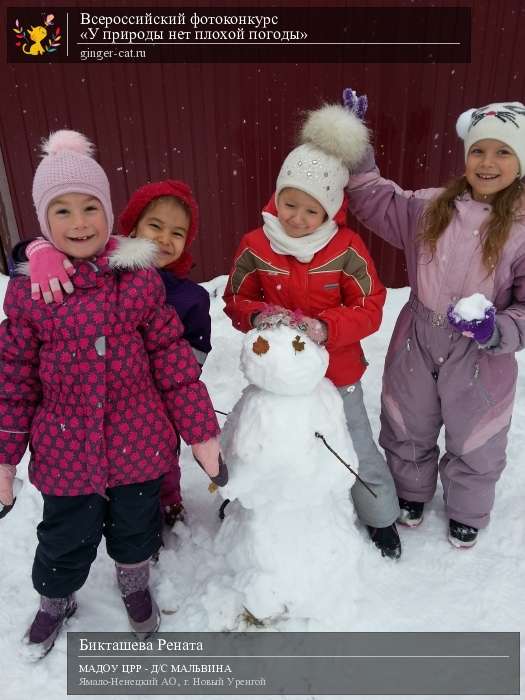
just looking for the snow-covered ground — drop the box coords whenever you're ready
[1,272,524,699]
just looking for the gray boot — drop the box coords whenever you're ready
[115,560,160,639]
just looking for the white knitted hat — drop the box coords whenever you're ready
[276,104,370,219]
[456,102,525,175]
[32,130,114,242]
[276,144,349,219]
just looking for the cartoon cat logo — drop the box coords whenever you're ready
[13,13,61,56]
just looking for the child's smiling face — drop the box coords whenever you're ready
[47,193,108,258]
[133,198,189,268]
[465,138,520,203]
[276,188,327,238]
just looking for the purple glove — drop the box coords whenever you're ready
[447,304,496,344]
[342,88,368,120]
[342,88,375,174]
[27,238,75,304]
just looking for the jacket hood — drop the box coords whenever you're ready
[118,179,199,277]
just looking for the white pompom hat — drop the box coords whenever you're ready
[456,102,525,175]
[32,130,114,242]
[276,104,370,219]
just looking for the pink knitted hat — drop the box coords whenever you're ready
[32,130,114,242]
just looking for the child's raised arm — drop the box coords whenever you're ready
[340,88,442,253]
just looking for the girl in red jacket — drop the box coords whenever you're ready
[223,105,401,559]
[0,131,225,658]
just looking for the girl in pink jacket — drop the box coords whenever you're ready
[0,131,225,658]
[340,92,525,549]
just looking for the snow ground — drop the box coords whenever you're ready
[0,272,523,700]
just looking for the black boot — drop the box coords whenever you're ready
[448,519,478,548]
[397,498,424,527]
[367,524,402,560]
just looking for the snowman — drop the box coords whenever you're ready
[213,325,367,624]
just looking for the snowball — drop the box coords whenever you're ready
[452,293,493,321]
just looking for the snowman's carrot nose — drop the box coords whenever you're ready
[315,432,377,498]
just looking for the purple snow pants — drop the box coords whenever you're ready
[379,294,517,529]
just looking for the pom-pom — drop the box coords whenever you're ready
[41,130,94,157]
[300,104,370,169]
[455,109,476,140]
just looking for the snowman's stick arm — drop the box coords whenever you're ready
[315,432,377,498]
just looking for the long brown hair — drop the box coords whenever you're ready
[418,176,523,271]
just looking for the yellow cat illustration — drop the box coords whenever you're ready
[23,25,47,56]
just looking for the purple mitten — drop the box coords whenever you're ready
[342,88,368,120]
[447,304,496,344]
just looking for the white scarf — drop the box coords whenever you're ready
[262,212,338,263]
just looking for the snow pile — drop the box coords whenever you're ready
[214,326,362,621]
[0,274,524,700]
[451,292,493,321]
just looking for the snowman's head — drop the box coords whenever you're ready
[240,326,329,396]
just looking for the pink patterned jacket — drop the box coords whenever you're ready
[0,237,219,496]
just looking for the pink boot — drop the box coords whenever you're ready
[115,560,160,639]
[23,594,77,660]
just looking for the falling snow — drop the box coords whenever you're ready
[0,274,523,698]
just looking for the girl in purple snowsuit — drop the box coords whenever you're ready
[0,131,224,658]
[339,94,525,548]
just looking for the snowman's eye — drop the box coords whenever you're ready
[292,335,305,352]
[252,336,270,355]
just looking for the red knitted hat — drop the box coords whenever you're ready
[118,179,199,276]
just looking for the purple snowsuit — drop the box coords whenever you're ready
[346,168,525,528]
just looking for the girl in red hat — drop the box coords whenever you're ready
[119,180,213,526]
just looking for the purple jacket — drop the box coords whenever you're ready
[0,237,219,497]
[158,269,211,365]
[346,168,525,355]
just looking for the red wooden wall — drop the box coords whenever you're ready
[1,0,524,286]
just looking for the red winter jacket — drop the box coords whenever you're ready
[223,196,386,387]
[0,237,219,497]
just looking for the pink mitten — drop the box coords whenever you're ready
[27,238,75,304]
[0,464,15,506]
[291,313,328,344]
[0,465,21,519]
[191,437,229,486]
[252,305,294,330]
